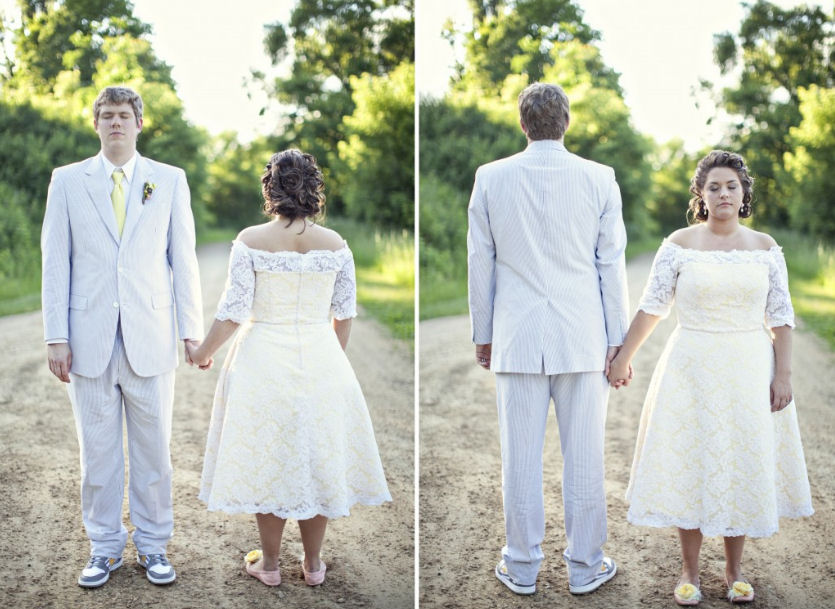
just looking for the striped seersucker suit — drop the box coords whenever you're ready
[41,152,203,558]
[467,138,629,588]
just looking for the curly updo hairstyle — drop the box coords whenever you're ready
[261,149,325,224]
[687,150,754,223]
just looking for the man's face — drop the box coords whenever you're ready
[94,103,142,155]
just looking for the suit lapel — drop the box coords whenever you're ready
[121,154,152,247]
[83,155,120,244]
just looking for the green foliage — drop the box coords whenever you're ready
[709,0,834,227]
[336,61,414,229]
[784,85,835,241]
[418,173,469,319]
[456,0,601,90]
[649,139,705,234]
[11,0,152,89]
[258,0,414,222]
[204,133,273,228]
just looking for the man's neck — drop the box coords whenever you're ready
[101,147,136,167]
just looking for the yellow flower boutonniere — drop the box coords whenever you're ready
[142,181,156,204]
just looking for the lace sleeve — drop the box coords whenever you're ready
[331,249,357,320]
[637,241,679,318]
[765,247,795,328]
[215,241,255,323]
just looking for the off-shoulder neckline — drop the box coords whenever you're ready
[233,239,350,256]
[662,239,781,254]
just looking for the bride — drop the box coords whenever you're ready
[188,149,391,588]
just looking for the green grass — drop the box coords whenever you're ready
[325,217,414,343]
[419,272,468,320]
[770,229,835,350]
[0,275,41,317]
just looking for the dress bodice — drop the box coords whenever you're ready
[638,241,795,331]
[215,240,357,324]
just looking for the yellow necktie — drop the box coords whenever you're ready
[111,168,126,236]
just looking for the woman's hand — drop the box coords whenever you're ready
[607,354,631,389]
[185,340,213,370]
[770,372,792,412]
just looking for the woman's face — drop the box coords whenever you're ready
[702,167,743,221]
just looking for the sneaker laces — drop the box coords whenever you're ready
[86,556,111,570]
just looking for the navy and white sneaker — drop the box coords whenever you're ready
[78,555,123,588]
[494,559,536,595]
[137,553,176,585]
[568,556,618,595]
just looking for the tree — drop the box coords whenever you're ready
[9,0,152,90]
[452,0,610,91]
[335,61,414,229]
[258,0,414,218]
[710,0,834,227]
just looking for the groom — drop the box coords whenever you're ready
[467,82,629,595]
[41,86,204,588]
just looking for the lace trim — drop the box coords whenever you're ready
[214,240,358,322]
[198,492,392,520]
[627,505,814,539]
[235,240,353,273]
[637,240,795,327]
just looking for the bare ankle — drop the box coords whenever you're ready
[304,556,321,572]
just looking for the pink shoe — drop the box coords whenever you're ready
[244,550,281,586]
[302,559,327,586]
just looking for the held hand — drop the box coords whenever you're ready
[475,343,492,370]
[607,354,632,389]
[770,373,792,412]
[185,339,213,370]
[47,343,72,383]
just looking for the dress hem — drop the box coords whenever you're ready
[626,506,814,538]
[198,492,393,520]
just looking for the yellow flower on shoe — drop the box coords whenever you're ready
[675,583,698,599]
[731,581,753,597]
[245,550,262,564]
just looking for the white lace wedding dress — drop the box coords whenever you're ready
[198,240,391,519]
[626,241,813,537]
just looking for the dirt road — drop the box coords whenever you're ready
[0,241,414,609]
[419,252,835,609]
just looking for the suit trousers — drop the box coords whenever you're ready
[495,371,609,587]
[67,325,176,557]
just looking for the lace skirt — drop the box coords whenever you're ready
[199,321,391,519]
[625,326,813,537]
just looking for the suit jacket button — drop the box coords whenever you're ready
[112,302,119,308]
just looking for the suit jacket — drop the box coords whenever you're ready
[467,139,629,374]
[41,152,204,378]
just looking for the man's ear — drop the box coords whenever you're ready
[520,119,527,135]
[136,117,143,133]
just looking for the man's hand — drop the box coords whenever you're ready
[47,343,72,383]
[605,345,633,389]
[185,339,213,370]
[475,343,492,370]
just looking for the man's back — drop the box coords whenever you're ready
[468,140,628,374]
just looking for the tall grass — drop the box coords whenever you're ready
[770,229,835,350]
[325,218,414,343]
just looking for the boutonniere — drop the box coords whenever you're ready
[142,181,156,204]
